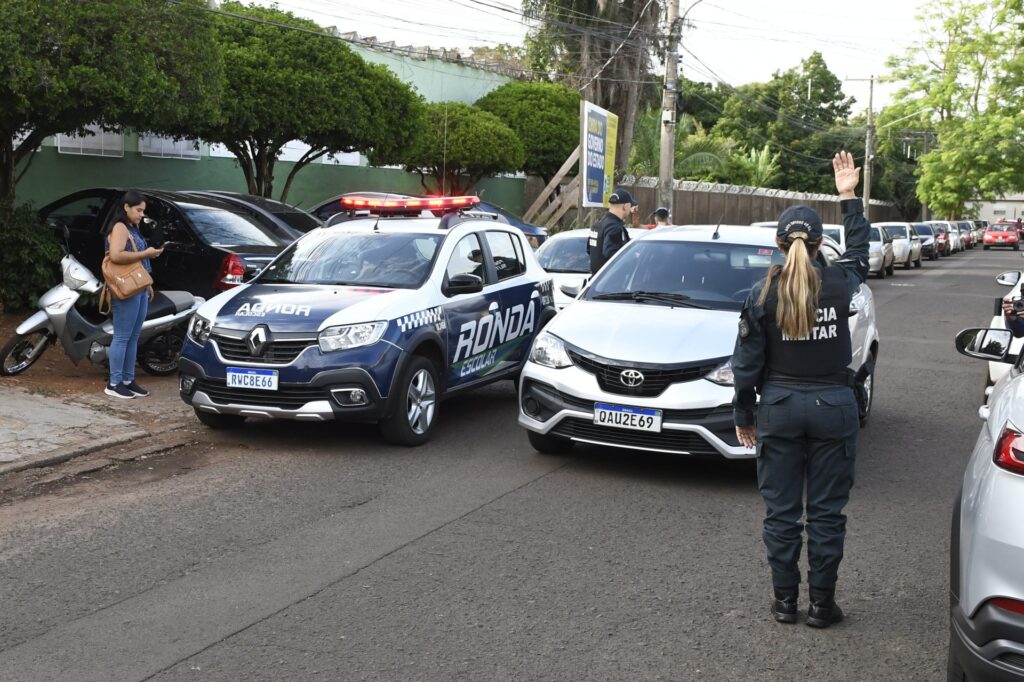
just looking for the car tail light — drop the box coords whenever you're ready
[993,425,1024,475]
[214,253,246,290]
[991,597,1024,615]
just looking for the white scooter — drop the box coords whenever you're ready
[0,229,203,376]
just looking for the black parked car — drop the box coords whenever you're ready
[185,191,322,239]
[39,188,291,299]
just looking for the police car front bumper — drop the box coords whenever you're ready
[518,361,754,459]
[178,356,390,423]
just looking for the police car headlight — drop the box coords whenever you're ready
[318,321,387,352]
[187,315,212,346]
[705,360,734,386]
[529,332,572,369]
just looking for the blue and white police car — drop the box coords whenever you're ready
[178,196,555,445]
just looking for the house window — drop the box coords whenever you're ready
[139,134,200,160]
[57,126,123,157]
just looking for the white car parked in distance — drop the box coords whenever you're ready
[875,222,923,269]
[949,326,1024,680]
[518,225,879,458]
[534,227,647,310]
[868,225,896,278]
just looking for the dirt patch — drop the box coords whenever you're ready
[0,435,212,514]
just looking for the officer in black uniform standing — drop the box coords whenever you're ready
[731,150,870,628]
[587,187,637,274]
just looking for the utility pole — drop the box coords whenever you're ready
[863,76,875,220]
[846,76,877,219]
[658,0,681,216]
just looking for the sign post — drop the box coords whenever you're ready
[580,101,619,209]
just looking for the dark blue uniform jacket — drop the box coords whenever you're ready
[731,198,871,427]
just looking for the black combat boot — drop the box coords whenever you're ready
[771,586,799,624]
[807,587,844,628]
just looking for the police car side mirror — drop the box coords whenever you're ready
[996,271,1021,287]
[955,327,1016,363]
[443,273,483,297]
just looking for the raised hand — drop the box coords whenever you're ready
[833,150,860,199]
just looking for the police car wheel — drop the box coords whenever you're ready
[380,356,438,446]
[527,429,574,455]
[194,409,246,429]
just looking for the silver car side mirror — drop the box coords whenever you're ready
[560,282,583,298]
[996,271,1021,286]
[955,327,1015,363]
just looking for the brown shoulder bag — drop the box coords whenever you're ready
[101,230,153,303]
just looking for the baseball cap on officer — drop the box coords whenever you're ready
[776,205,823,242]
[608,187,638,206]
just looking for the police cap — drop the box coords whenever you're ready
[776,205,823,242]
[609,187,638,206]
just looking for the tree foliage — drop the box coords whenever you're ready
[0,0,222,204]
[713,52,855,194]
[199,2,423,201]
[475,81,580,182]
[886,0,1024,217]
[523,0,660,170]
[396,103,526,196]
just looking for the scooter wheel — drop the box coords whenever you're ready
[139,330,184,376]
[0,331,53,376]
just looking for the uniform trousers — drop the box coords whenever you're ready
[755,381,859,591]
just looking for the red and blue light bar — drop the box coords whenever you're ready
[339,195,480,211]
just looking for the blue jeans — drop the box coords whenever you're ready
[109,291,148,385]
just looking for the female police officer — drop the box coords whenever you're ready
[731,150,869,628]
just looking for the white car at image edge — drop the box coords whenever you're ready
[950,326,1024,681]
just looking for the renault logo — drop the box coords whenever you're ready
[247,325,270,357]
[620,369,644,387]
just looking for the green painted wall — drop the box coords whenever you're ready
[15,140,526,215]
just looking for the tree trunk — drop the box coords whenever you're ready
[0,133,15,206]
[227,142,257,195]
[279,147,328,204]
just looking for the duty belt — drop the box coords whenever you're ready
[765,369,856,387]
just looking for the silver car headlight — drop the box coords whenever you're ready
[318,321,387,352]
[705,359,734,386]
[529,331,572,369]
[187,314,212,345]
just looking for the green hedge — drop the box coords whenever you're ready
[0,203,61,313]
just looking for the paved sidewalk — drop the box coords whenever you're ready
[0,378,192,475]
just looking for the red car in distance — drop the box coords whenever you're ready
[983,221,1021,250]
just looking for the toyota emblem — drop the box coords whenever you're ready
[620,369,644,387]
[247,325,269,357]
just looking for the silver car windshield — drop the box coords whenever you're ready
[585,240,786,311]
[257,231,443,289]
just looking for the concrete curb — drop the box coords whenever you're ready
[0,430,148,477]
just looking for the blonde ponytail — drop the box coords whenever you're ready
[758,236,821,340]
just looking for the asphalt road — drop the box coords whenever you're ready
[0,245,1015,681]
